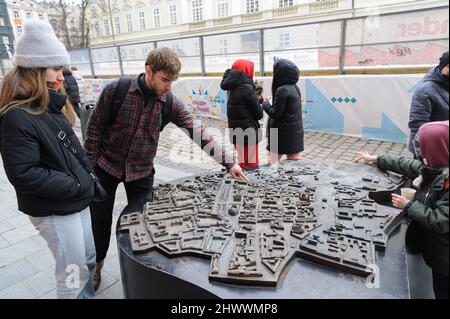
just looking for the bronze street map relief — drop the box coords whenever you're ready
[119,161,406,287]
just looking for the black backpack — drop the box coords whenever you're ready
[108,76,173,131]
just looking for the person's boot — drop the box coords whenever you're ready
[93,260,104,292]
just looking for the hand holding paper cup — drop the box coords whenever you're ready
[401,188,417,201]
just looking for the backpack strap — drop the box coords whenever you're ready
[109,76,132,126]
[107,76,173,131]
[160,91,173,131]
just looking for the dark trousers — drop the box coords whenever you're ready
[433,270,449,299]
[90,166,154,262]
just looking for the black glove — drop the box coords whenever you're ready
[262,100,271,112]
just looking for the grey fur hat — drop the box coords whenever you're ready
[13,19,70,68]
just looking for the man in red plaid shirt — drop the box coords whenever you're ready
[84,48,248,291]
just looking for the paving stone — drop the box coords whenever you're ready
[2,223,39,245]
[22,266,56,298]
[0,238,42,268]
[7,215,32,228]
[0,281,36,299]
[0,235,10,249]
[0,208,19,223]
[106,235,118,258]
[96,281,124,299]
[25,248,55,271]
[103,255,122,281]
[0,258,37,291]
[0,221,15,235]
[94,269,119,295]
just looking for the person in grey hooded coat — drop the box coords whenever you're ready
[409,51,449,154]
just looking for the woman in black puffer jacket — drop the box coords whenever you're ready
[221,59,263,168]
[0,20,96,299]
[263,59,304,164]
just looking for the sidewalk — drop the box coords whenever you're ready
[0,117,411,299]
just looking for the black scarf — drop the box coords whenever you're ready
[47,90,67,114]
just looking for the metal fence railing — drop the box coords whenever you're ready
[1,6,449,78]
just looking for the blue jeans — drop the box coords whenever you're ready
[29,207,96,299]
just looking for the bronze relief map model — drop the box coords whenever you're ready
[119,161,406,287]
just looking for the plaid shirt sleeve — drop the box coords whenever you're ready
[169,95,236,170]
[84,83,114,164]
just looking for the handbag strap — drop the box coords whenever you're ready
[40,113,97,181]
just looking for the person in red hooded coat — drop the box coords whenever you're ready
[221,60,263,168]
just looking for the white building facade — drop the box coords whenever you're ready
[88,0,448,46]
[65,0,449,77]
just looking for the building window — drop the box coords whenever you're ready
[38,13,43,20]
[219,39,228,54]
[246,0,259,13]
[114,16,120,34]
[279,0,293,8]
[26,11,32,19]
[93,21,100,38]
[129,49,135,60]
[3,36,9,44]
[139,12,145,30]
[194,39,200,56]
[126,14,133,32]
[103,17,110,36]
[169,5,177,25]
[192,0,203,22]
[16,25,22,33]
[153,8,160,28]
[13,10,20,18]
[279,32,290,48]
[217,0,229,18]
[0,18,4,26]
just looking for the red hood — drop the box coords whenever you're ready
[418,121,449,169]
[232,59,254,80]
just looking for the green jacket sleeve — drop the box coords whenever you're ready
[404,191,449,234]
[377,155,423,179]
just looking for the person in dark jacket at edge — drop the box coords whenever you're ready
[408,51,449,156]
[221,59,263,168]
[262,58,304,164]
[63,67,82,118]
[356,121,449,299]
[0,20,96,299]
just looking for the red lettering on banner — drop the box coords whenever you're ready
[399,16,449,37]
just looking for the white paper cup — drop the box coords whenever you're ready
[401,188,417,201]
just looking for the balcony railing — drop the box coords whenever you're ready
[273,5,299,18]
[310,0,339,13]
[241,12,263,22]
[189,21,206,30]
[213,17,233,26]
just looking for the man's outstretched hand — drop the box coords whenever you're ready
[229,164,249,183]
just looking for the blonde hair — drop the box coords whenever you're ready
[0,66,76,125]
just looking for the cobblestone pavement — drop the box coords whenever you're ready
[0,116,411,299]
